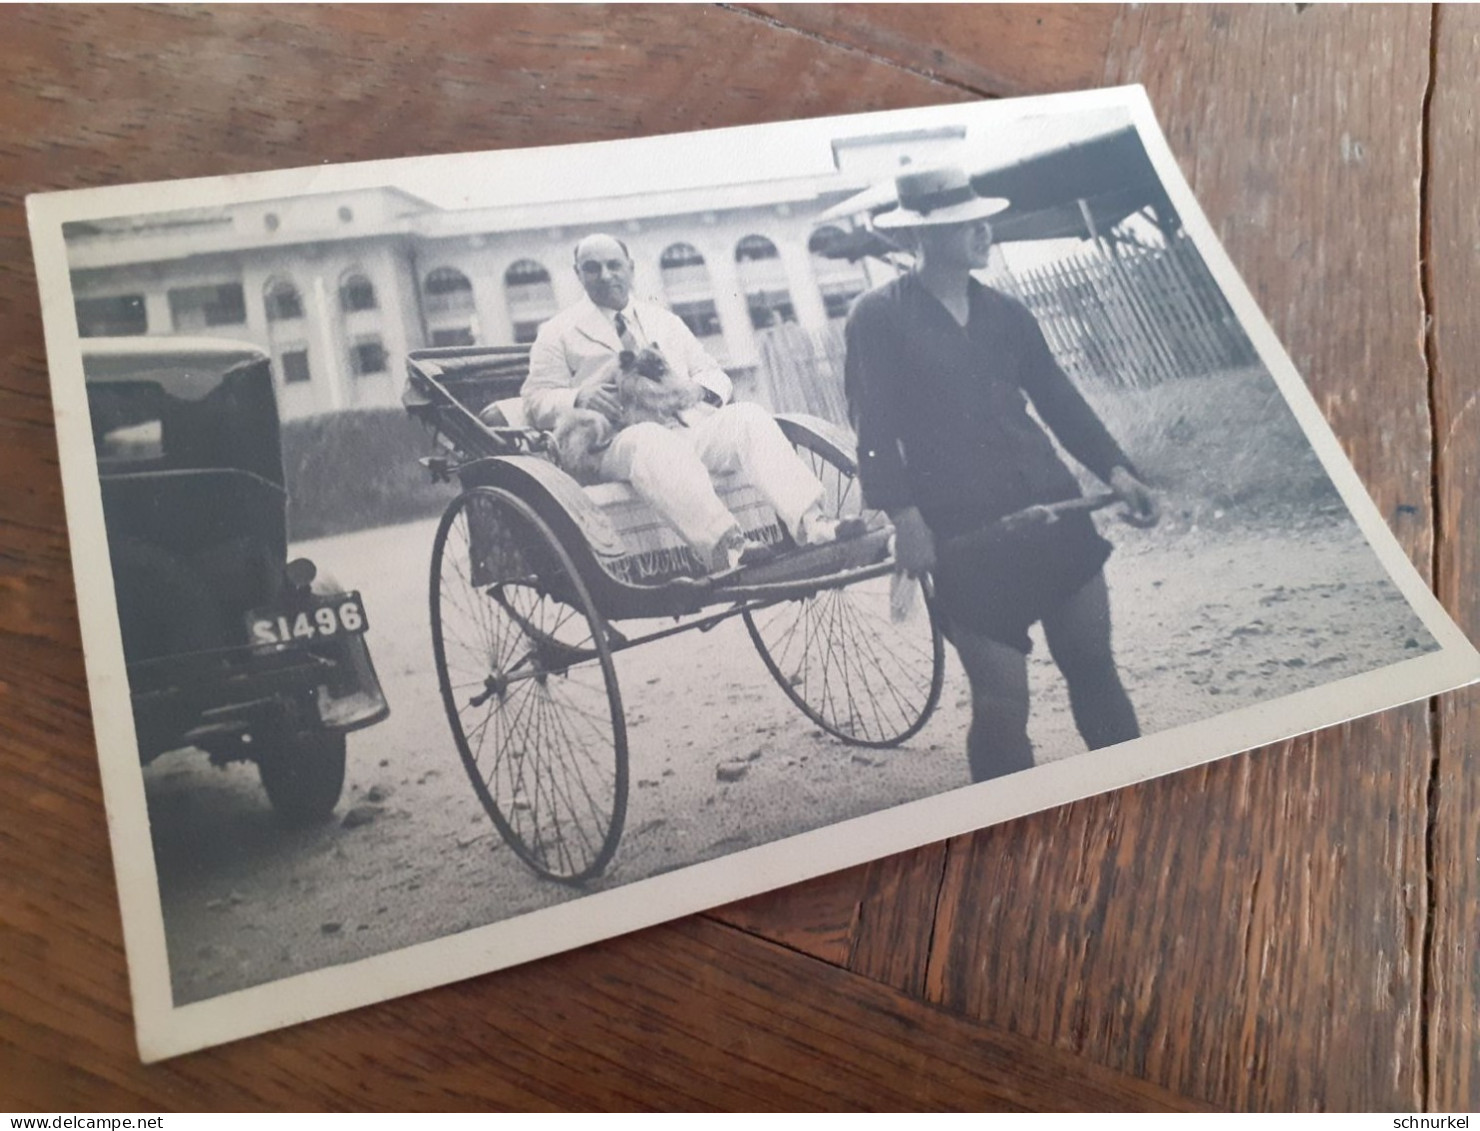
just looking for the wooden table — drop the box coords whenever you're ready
[3,4,1476,1111]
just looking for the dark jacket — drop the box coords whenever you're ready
[844,273,1131,526]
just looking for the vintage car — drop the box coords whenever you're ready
[83,338,389,823]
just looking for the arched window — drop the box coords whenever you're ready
[505,259,552,287]
[661,242,707,270]
[504,259,557,344]
[735,234,794,329]
[808,225,869,320]
[339,271,378,313]
[264,278,310,388]
[735,235,781,262]
[264,278,304,322]
[423,267,475,316]
[659,243,722,340]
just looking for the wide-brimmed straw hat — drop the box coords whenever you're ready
[872,166,1010,230]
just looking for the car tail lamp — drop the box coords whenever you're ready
[284,557,318,592]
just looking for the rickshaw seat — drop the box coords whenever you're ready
[481,397,782,570]
[485,396,530,430]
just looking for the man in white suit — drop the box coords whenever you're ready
[523,233,854,572]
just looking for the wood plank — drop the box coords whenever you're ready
[1427,3,1480,1112]
[920,4,1437,1110]
[742,4,1119,97]
[0,3,976,195]
[707,843,952,997]
[707,866,863,967]
[844,841,951,994]
[3,915,1207,1111]
[929,718,1432,1109]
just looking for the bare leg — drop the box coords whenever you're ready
[951,627,1034,782]
[1040,571,1139,751]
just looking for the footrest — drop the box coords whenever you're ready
[731,527,892,587]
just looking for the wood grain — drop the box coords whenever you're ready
[0,4,972,194]
[709,841,948,996]
[1,2,1473,1112]
[2,916,1205,1112]
[706,865,863,967]
[738,4,1119,97]
[916,4,1438,1111]
[1428,2,1480,1112]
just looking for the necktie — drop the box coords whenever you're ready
[613,312,638,352]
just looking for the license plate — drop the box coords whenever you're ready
[247,592,368,647]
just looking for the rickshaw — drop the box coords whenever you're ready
[403,345,946,882]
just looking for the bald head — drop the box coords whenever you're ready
[573,234,634,311]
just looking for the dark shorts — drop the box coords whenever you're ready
[928,508,1113,654]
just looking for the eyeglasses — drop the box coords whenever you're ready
[578,259,629,277]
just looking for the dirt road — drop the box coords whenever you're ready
[145,510,1433,1005]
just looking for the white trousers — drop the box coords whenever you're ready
[597,402,823,556]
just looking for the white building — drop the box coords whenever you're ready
[64,128,978,420]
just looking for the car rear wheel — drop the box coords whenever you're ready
[257,730,347,825]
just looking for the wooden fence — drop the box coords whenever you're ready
[749,319,852,424]
[1005,235,1257,388]
[746,234,1257,421]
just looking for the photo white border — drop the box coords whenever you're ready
[26,84,1480,1062]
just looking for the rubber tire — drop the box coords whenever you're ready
[257,730,348,826]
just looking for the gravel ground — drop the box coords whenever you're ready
[143,507,1435,1005]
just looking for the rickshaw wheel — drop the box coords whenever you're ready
[743,431,945,748]
[430,486,627,883]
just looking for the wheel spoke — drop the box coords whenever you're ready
[537,692,605,858]
[432,488,627,882]
[745,436,943,748]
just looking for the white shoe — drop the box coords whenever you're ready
[795,509,838,547]
[795,509,868,547]
[708,526,771,573]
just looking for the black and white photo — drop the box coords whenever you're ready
[26,86,1479,1060]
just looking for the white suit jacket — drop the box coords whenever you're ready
[522,296,733,430]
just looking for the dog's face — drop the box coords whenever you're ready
[613,345,699,426]
[618,347,670,383]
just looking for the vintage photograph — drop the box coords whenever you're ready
[28,87,1478,1059]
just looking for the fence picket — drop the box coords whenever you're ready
[749,234,1253,416]
[999,234,1253,388]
